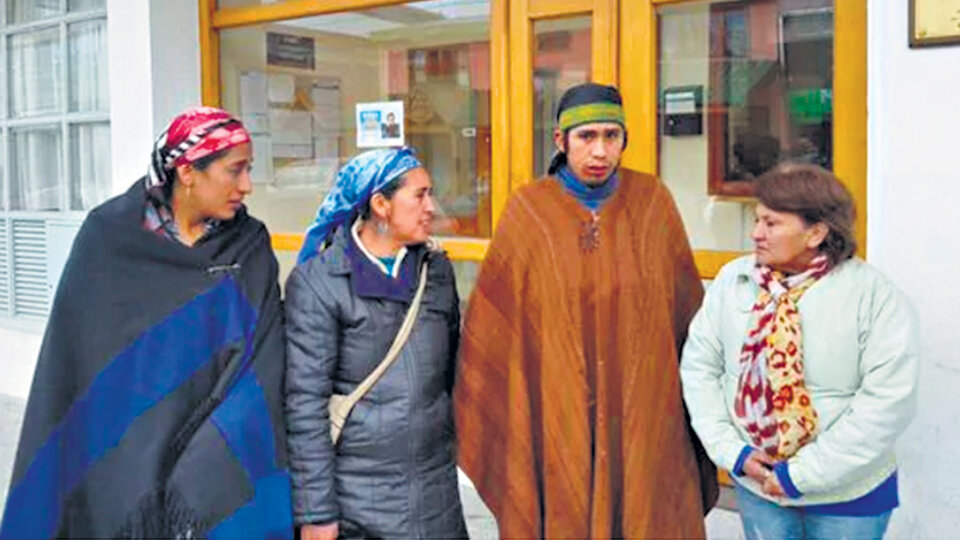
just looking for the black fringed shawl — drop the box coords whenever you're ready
[0,179,292,539]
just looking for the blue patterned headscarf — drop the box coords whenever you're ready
[297,147,423,264]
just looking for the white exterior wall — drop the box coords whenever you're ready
[107,0,154,189]
[148,0,202,148]
[866,0,960,537]
[108,0,201,190]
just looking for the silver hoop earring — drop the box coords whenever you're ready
[376,220,389,236]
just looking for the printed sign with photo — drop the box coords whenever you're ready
[356,101,404,148]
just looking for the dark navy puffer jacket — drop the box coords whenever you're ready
[284,225,467,539]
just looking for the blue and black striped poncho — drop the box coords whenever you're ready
[0,179,292,538]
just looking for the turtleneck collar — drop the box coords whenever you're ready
[555,165,619,211]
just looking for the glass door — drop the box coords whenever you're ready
[507,0,618,186]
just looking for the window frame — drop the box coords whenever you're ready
[704,1,836,198]
[0,0,109,216]
[0,0,109,322]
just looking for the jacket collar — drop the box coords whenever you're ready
[735,255,759,283]
[733,254,852,286]
[322,221,429,302]
[321,225,353,276]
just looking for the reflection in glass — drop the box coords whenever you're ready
[69,20,110,112]
[7,0,60,24]
[70,123,112,210]
[657,0,834,252]
[705,1,833,193]
[219,0,492,243]
[11,127,62,211]
[69,0,106,12]
[9,29,63,118]
[533,17,591,178]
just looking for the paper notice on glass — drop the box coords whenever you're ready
[269,109,312,145]
[311,83,340,107]
[268,73,296,104]
[250,133,273,184]
[270,109,313,158]
[239,71,269,133]
[312,84,341,136]
[356,101,404,148]
[273,143,314,159]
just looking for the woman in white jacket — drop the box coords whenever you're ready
[680,163,919,540]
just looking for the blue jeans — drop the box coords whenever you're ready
[735,484,892,540]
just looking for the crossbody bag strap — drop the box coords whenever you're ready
[341,261,429,408]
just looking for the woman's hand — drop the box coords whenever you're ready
[762,470,787,497]
[300,522,339,540]
[742,449,788,497]
[742,449,776,484]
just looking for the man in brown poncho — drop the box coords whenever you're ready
[455,83,718,538]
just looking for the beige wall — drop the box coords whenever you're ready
[658,3,753,252]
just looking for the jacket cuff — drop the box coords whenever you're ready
[774,462,803,499]
[716,439,749,473]
[294,513,339,527]
[732,445,753,477]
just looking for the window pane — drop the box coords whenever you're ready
[9,29,63,118]
[69,20,110,112]
[70,123,112,210]
[7,0,61,24]
[452,259,479,311]
[69,0,106,12]
[533,17,591,178]
[657,0,834,251]
[219,0,493,239]
[10,126,62,211]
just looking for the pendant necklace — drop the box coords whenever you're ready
[579,211,601,252]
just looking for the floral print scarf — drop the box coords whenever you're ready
[734,254,830,459]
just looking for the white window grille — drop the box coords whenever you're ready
[0,0,109,322]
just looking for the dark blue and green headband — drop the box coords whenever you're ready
[548,83,627,174]
[558,102,625,131]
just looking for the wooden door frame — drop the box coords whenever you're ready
[509,0,619,189]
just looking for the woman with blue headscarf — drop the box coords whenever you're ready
[284,147,468,540]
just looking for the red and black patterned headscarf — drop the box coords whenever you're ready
[147,106,252,192]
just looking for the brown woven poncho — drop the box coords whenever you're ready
[455,169,718,539]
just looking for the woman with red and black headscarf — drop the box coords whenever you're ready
[0,107,293,539]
